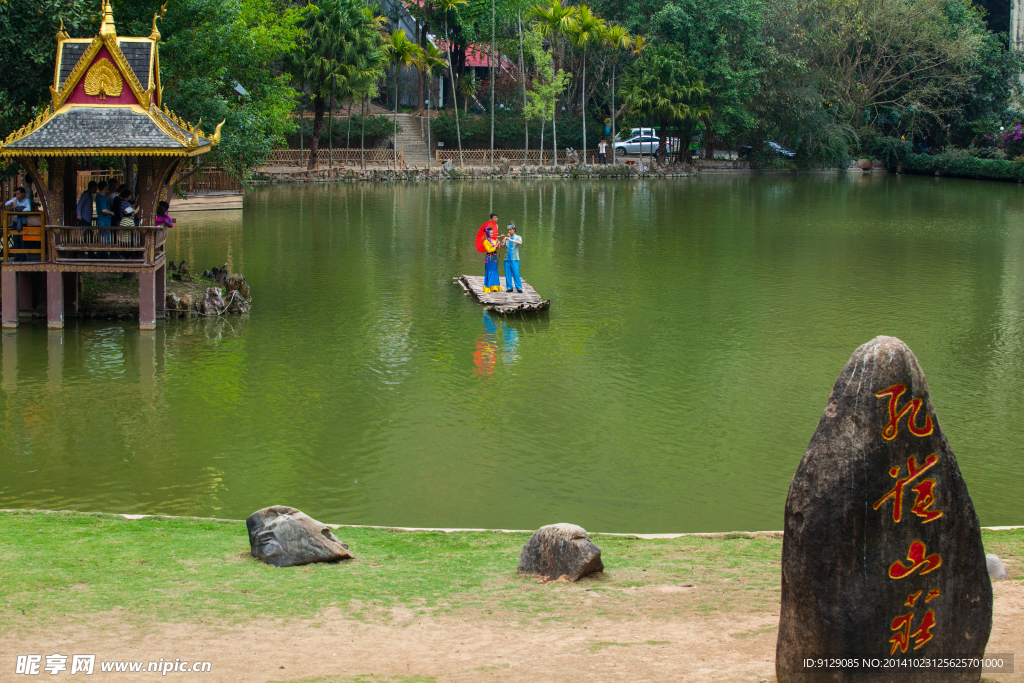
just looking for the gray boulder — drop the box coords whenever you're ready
[777,336,991,682]
[518,523,603,582]
[246,505,355,567]
[987,554,1009,580]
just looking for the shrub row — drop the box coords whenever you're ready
[284,115,394,149]
[900,150,1024,182]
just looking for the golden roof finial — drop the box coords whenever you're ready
[56,18,69,42]
[150,3,166,41]
[99,0,116,37]
[210,119,225,146]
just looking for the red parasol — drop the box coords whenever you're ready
[475,220,498,253]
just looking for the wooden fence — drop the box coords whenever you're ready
[435,149,599,165]
[270,149,404,167]
[75,169,241,196]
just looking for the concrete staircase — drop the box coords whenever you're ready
[392,113,431,167]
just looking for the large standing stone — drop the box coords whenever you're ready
[518,523,603,582]
[246,506,355,567]
[777,336,991,682]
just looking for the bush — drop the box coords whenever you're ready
[284,115,394,149]
[899,149,1024,182]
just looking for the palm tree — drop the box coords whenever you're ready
[620,45,710,164]
[528,0,577,166]
[434,0,469,169]
[600,24,632,165]
[414,42,446,170]
[384,29,424,169]
[296,0,383,170]
[568,5,604,165]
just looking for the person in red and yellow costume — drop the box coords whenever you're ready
[476,213,502,292]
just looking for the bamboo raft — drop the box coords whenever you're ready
[455,275,551,315]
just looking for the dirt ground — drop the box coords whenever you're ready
[4,581,1020,682]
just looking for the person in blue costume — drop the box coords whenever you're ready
[502,222,522,292]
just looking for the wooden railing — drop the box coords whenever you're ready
[435,149,599,165]
[270,149,404,167]
[46,225,166,265]
[174,169,242,194]
[76,170,124,196]
[76,169,242,196]
[1,211,45,262]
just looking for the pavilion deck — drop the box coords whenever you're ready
[455,274,550,315]
[2,213,167,329]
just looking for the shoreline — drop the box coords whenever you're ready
[248,162,870,184]
[3,507,1020,537]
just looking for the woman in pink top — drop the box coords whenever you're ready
[155,201,174,228]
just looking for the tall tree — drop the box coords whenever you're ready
[414,42,447,169]
[523,28,570,165]
[601,24,633,165]
[296,0,383,170]
[383,28,423,169]
[434,0,470,168]
[529,0,577,164]
[568,5,604,164]
[621,45,710,163]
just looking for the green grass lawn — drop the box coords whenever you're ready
[0,510,1019,635]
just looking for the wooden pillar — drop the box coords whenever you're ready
[46,270,64,328]
[140,268,156,330]
[1,269,17,328]
[155,263,165,317]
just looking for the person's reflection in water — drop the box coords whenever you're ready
[473,311,499,376]
[500,319,519,365]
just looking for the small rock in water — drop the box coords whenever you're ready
[777,336,992,681]
[246,505,355,567]
[986,554,1009,580]
[224,273,250,301]
[518,523,603,582]
[201,287,226,315]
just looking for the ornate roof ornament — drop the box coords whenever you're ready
[150,3,167,42]
[99,0,117,37]
[56,19,69,43]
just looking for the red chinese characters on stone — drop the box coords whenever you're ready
[876,383,934,441]
[889,540,942,579]
[890,610,937,654]
[873,454,944,524]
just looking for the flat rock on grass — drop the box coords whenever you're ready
[777,336,992,682]
[246,506,354,568]
[518,523,603,582]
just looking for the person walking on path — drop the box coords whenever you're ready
[598,138,608,164]
[503,222,522,293]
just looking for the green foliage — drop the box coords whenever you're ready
[900,149,1024,182]
[0,0,97,143]
[521,28,570,125]
[646,0,766,143]
[284,115,395,149]
[620,45,710,159]
[430,109,602,148]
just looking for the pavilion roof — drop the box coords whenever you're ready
[0,0,221,158]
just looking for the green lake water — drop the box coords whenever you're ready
[1,174,1022,533]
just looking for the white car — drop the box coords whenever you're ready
[615,135,659,156]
